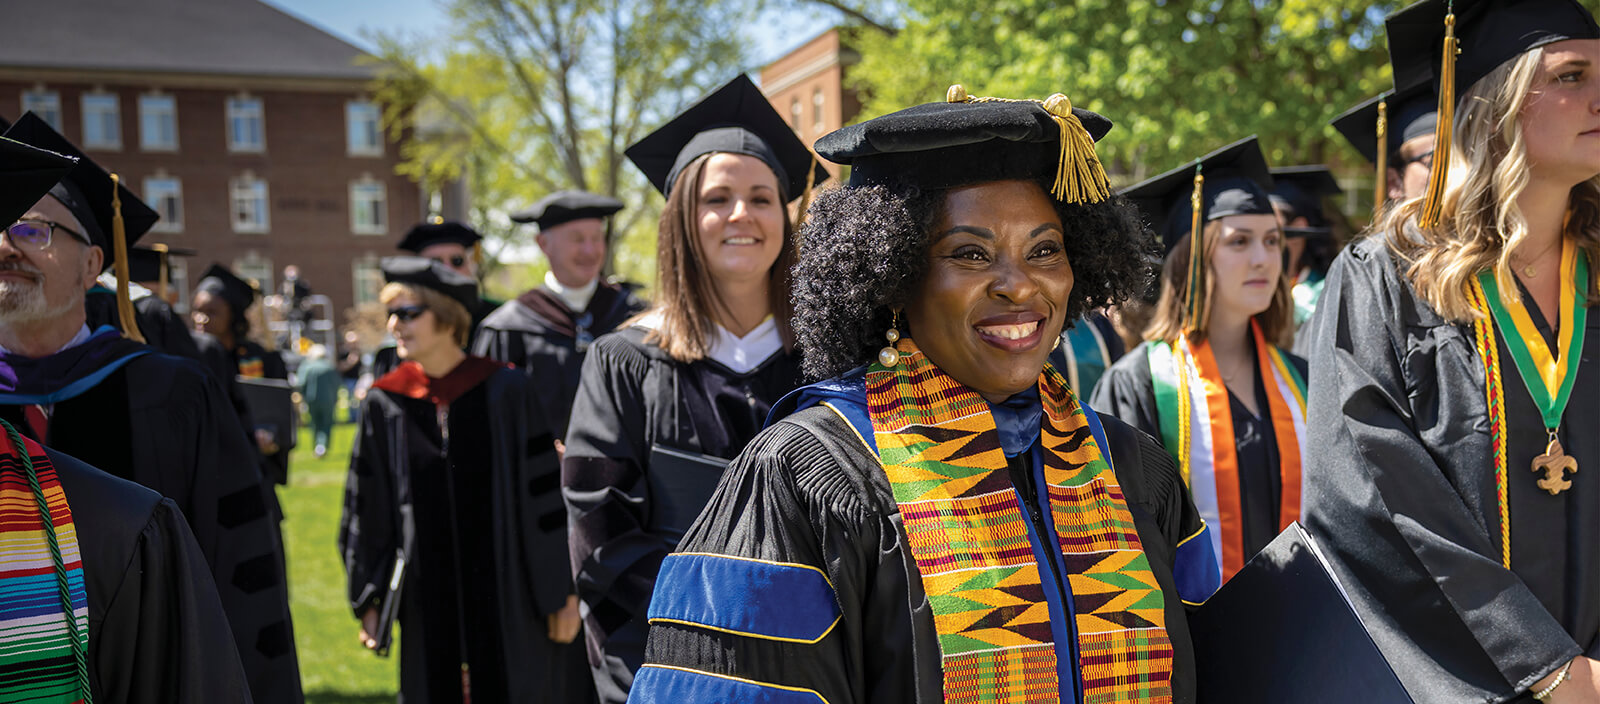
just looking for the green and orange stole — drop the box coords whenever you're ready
[867,340,1174,704]
[0,420,90,704]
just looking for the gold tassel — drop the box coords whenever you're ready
[1184,167,1206,335]
[794,150,820,231]
[154,243,170,302]
[1374,98,1389,219]
[943,84,1110,204]
[109,174,145,343]
[1419,11,1458,229]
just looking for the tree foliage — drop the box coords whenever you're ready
[367,0,757,293]
[841,0,1403,186]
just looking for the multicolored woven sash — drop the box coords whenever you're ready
[867,340,1173,704]
[1147,321,1306,582]
[0,420,90,704]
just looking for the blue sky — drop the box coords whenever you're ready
[264,0,841,69]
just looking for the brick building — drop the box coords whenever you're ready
[760,29,862,182]
[0,0,422,323]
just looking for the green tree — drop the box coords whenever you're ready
[837,0,1401,185]
[368,0,758,296]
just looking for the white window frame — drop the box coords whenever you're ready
[21,89,62,132]
[139,94,179,152]
[231,176,270,234]
[81,92,122,150]
[226,96,265,153]
[346,100,383,157]
[144,177,184,232]
[789,98,802,130]
[349,178,388,235]
[812,88,825,134]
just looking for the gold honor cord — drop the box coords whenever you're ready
[109,174,145,344]
[1419,7,1459,229]
[1374,98,1389,219]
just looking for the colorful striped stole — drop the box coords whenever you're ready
[0,420,90,704]
[1146,321,1306,581]
[868,340,1173,704]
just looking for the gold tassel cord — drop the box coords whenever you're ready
[1184,168,1206,335]
[1420,11,1458,229]
[1374,98,1389,219]
[944,84,1110,205]
[794,150,820,232]
[154,243,170,302]
[109,175,145,344]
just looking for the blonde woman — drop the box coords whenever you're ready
[1303,0,1600,701]
[1093,137,1308,589]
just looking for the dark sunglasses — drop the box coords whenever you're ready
[4,219,87,250]
[431,255,468,268]
[387,305,428,322]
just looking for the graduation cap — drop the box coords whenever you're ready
[127,244,197,300]
[397,220,483,253]
[1121,137,1275,333]
[1386,0,1599,226]
[0,135,76,226]
[380,255,479,315]
[815,84,1114,205]
[195,263,260,319]
[1330,82,1437,166]
[510,190,625,229]
[625,74,830,202]
[1270,166,1343,238]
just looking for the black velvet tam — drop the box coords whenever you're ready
[380,255,480,314]
[1121,136,1275,254]
[195,263,260,317]
[510,190,625,229]
[814,96,1112,194]
[0,134,76,226]
[1331,81,1437,165]
[625,74,829,201]
[1387,0,1599,102]
[1269,165,1343,237]
[3,112,159,253]
[397,221,483,253]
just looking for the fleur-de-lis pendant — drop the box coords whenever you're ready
[1532,436,1578,496]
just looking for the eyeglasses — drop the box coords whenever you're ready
[387,305,428,322]
[4,219,87,251]
[430,255,468,269]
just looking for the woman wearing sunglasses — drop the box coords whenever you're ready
[339,256,579,703]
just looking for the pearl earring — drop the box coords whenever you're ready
[879,311,902,367]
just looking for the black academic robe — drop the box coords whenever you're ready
[229,340,292,486]
[562,326,802,704]
[44,446,253,703]
[634,402,1203,703]
[340,362,574,703]
[85,288,204,363]
[1303,235,1600,703]
[1091,343,1309,560]
[0,353,302,704]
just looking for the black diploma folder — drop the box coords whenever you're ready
[646,444,730,545]
[236,376,298,449]
[1190,522,1412,703]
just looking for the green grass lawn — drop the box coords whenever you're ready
[282,419,399,703]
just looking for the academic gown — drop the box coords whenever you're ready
[0,334,303,704]
[1304,234,1600,703]
[84,287,204,364]
[1091,342,1308,561]
[340,360,574,704]
[43,445,253,703]
[629,373,1209,704]
[562,325,802,704]
[229,339,292,486]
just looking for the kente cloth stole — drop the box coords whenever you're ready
[867,340,1173,704]
[0,423,90,703]
[1147,321,1306,581]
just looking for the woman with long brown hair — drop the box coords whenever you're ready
[560,74,825,704]
[1093,137,1309,588]
[1304,0,1600,700]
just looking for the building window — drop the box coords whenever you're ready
[231,176,270,233]
[346,100,383,156]
[169,259,191,313]
[144,177,183,232]
[352,256,384,305]
[82,93,121,150]
[789,98,802,129]
[350,179,387,235]
[22,90,62,132]
[139,94,178,151]
[812,88,825,134]
[227,96,265,152]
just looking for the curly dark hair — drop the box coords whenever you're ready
[791,182,1157,381]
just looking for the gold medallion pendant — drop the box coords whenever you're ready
[1532,437,1578,496]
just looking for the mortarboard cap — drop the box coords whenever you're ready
[1387,0,1599,104]
[0,135,77,226]
[195,263,260,318]
[510,190,625,229]
[815,84,1114,204]
[2,112,160,256]
[1330,81,1438,166]
[625,74,830,201]
[127,244,197,285]
[397,221,483,254]
[1122,136,1276,255]
[1269,166,1343,238]
[380,256,479,315]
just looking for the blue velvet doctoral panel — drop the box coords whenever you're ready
[647,553,842,643]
